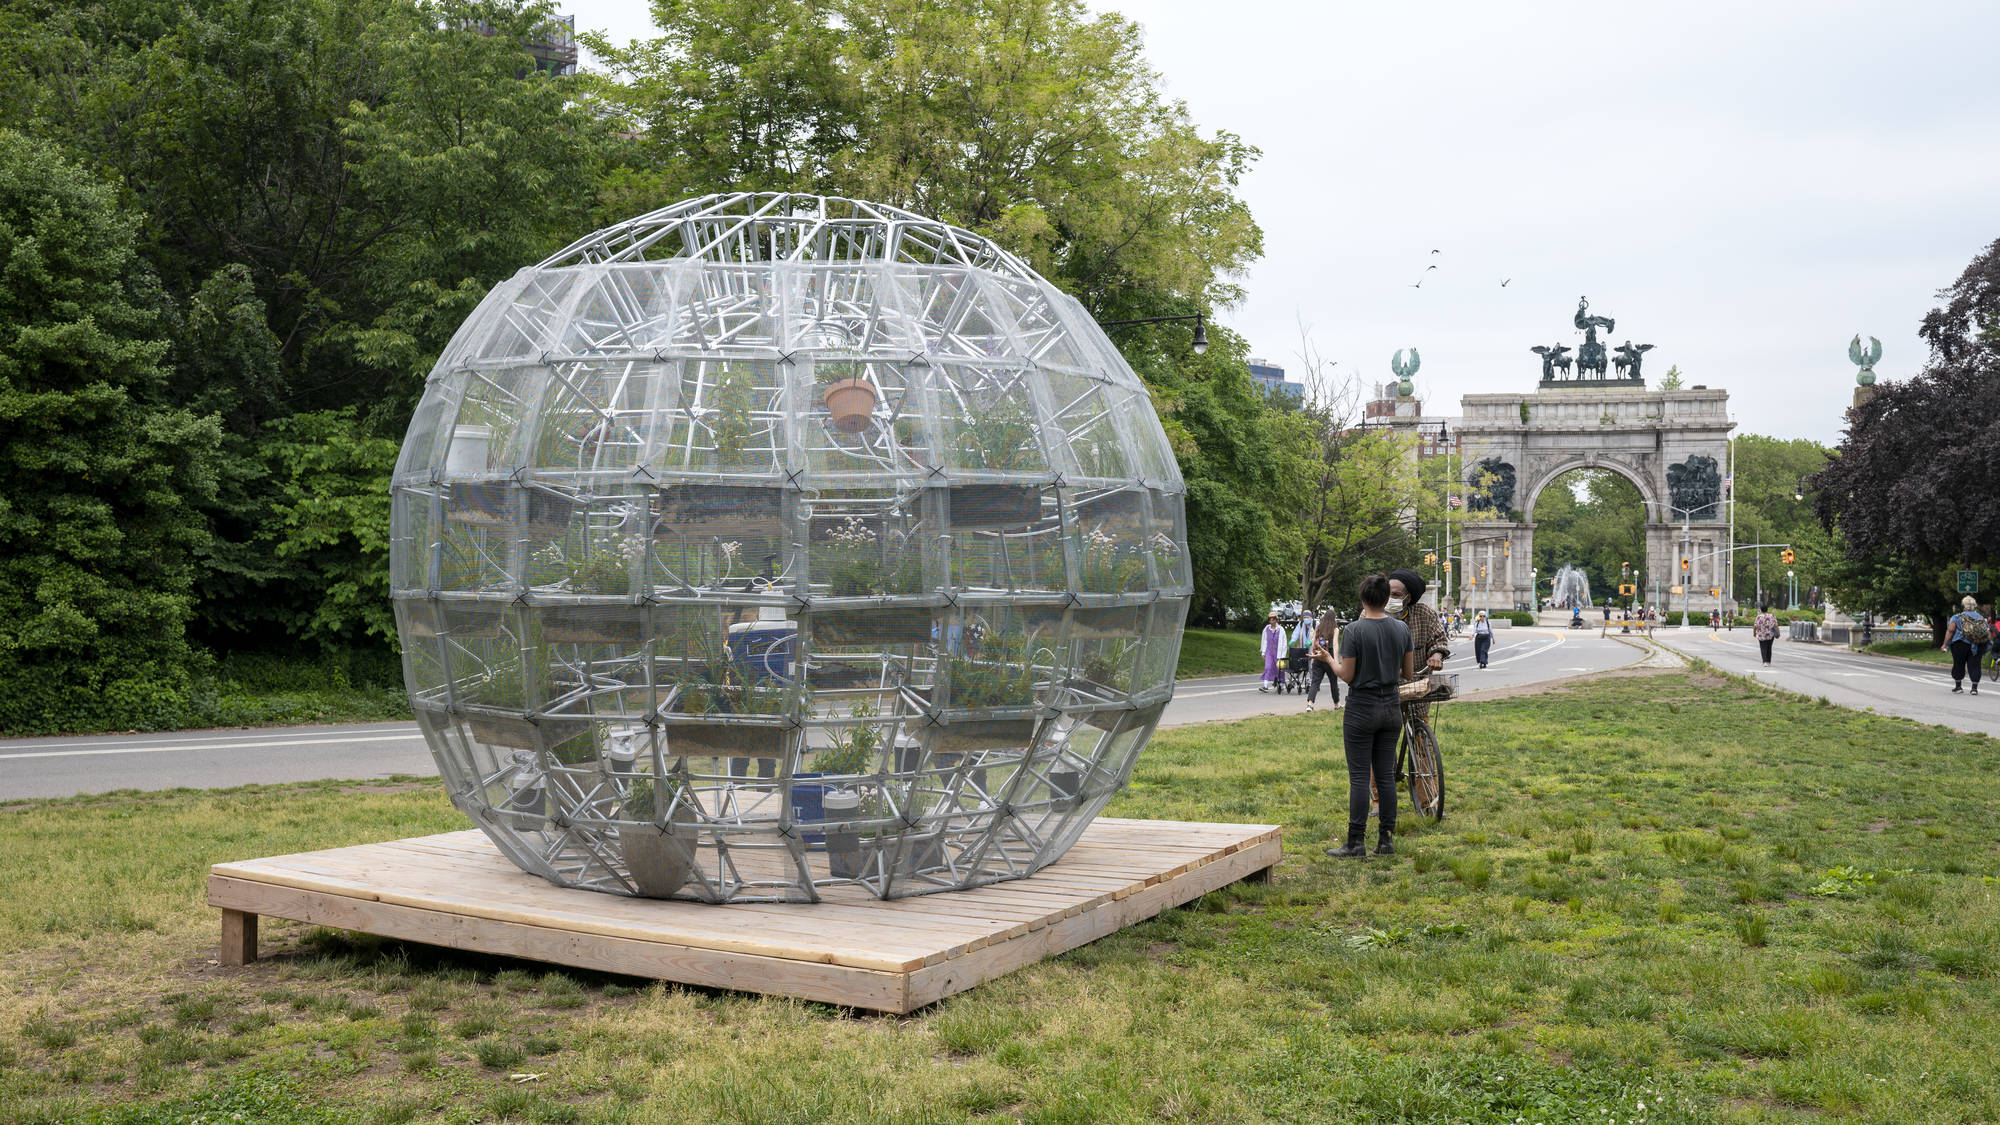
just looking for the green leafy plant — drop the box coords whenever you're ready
[1808,866,1878,897]
[710,366,759,463]
[1079,526,1146,591]
[814,698,883,775]
[961,399,1039,470]
[944,631,1044,708]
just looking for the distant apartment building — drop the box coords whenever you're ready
[475,12,577,77]
[1247,357,1305,401]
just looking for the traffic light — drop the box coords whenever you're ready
[1503,541,1511,557]
[1424,552,1437,566]
[1443,560,1452,572]
[1781,548,1795,564]
[1681,557,1690,572]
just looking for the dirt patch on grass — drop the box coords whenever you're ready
[1457,666,1683,705]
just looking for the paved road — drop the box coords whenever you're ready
[1652,627,2000,738]
[0,628,1644,801]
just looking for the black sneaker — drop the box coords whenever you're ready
[1324,844,1368,859]
[1953,685,1964,693]
[1373,842,1395,857]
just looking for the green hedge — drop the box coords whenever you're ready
[1502,612,1536,627]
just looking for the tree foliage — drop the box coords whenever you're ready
[0,131,222,731]
[1814,237,2000,635]
[1527,470,1645,605]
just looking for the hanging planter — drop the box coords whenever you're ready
[822,379,879,433]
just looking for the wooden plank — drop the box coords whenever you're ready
[903,836,1283,1009]
[207,819,1284,1013]
[219,908,257,966]
[206,875,907,1012]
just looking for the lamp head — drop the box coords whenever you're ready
[1191,314,1208,356]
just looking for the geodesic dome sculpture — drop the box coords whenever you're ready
[390,193,1191,903]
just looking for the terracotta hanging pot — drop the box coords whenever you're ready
[822,378,878,433]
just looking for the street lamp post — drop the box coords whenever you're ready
[1788,569,1797,611]
[1643,497,1736,630]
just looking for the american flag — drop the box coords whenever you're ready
[1723,475,1733,489]
[1448,495,1462,509]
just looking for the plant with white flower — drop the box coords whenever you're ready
[1080,525,1146,592]
[820,516,885,596]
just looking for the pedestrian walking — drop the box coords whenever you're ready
[1259,613,1284,693]
[1473,610,1494,668]
[1305,606,1341,711]
[1325,573,1413,860]
[1752,605,1779,665]
[1944,595,1989,695]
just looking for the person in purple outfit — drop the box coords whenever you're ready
[1259,613,1284,692]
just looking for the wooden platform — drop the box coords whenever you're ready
[207,818,1281,1014]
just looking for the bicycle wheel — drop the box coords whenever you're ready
[1402,718,1445,821]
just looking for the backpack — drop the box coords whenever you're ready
[1961,613,1992,644]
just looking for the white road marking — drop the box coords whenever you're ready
[0,733,428,762]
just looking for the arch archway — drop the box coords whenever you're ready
[1523,463,1651,610]
[1453,388,1735,615]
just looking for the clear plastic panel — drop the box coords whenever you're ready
[653,360,786,477]
[556,263,687,355]
[1043,371,1131,481]
[930,363,1049,475]
[1068,486,1151,595]
[528,359,673,481]
[466,269,587,363]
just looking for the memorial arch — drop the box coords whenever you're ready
[1448,300,1735,613]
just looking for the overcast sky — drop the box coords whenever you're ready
[577,0,1999,443]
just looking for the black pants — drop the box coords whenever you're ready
[1305,659,1337,704]
[1951,641,1982,686]
[1473,633,1491,667]
[1342,690,1400,842]
[1758,639,1773,664]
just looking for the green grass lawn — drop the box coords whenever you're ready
[4,672,1999,1123]
[1862,639,1956,666]
[1174,626,1263,679]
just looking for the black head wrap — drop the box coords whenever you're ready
[1388,568,1427,604]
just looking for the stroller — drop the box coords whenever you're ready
[1283,644,1311,694]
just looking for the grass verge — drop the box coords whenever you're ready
[4,673,2000,1123]
[1175,626,1262,679]
[1862,640,1957,667]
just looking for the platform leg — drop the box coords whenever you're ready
[1245,863,1275,884]
[220,908,258,965]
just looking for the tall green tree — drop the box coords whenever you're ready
[589,0,1274,619]
[1815,237,2000,639]
[0,131,222,731]
[1727,434,1831,610]
[1527,470,1646,605]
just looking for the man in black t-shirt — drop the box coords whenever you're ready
[1327,574,1414,859]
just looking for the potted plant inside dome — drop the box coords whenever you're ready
[662,652,795,761]
[948,400,1045,528]
[536,534,645,645]
[934,630,1044,751]
[619,773,701,898]
[817,358,878,434]
[793,698,883,845]
[655,366,784,536]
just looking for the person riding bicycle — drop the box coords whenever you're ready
[1327,573,1414,859]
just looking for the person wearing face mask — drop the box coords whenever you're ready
[1387,568,1450,727]
[1326,573,1414,858]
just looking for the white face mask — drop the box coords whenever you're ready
[1384,598,1405,614]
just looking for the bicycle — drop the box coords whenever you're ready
[1395,675,1453,822]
